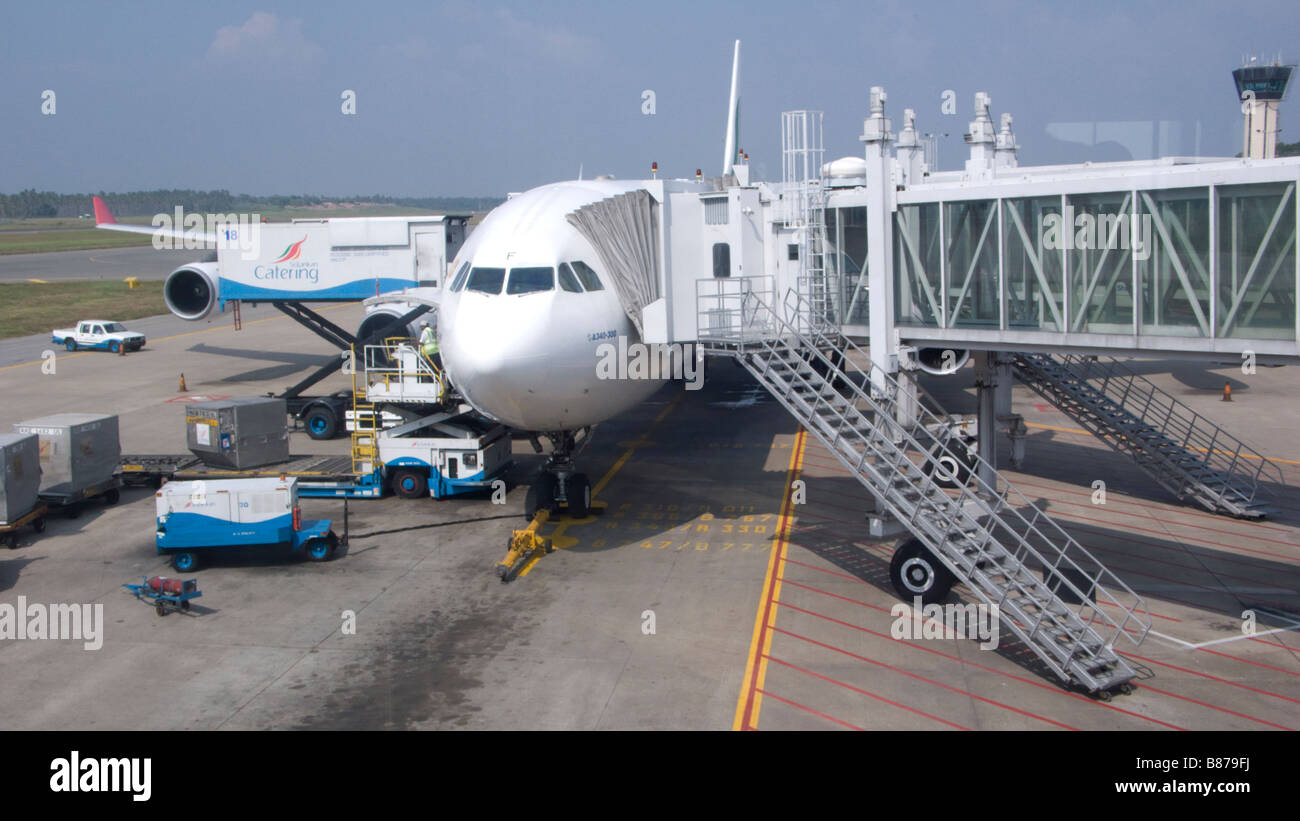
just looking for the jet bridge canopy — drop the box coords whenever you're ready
[566,190,661,337]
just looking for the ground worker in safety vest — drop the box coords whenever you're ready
[419,320,442,373]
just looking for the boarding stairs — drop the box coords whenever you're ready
[349,347,380,476]
[698,279,1151,692]
[1011,354,1283,519]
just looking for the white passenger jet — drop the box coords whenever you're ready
[97,41,745,516]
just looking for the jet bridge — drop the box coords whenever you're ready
[681,87,1297,692]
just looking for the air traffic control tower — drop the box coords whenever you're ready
[1234,58,1294,159]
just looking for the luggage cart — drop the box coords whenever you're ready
[39,476,122,518]
[123,576,202,617]
[0,505,48,549]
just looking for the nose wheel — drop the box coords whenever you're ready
[500,428,593,581]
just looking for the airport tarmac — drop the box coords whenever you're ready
[0,245,199,282]
[0,304,1297,730]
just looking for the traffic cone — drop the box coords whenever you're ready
[1222,382,1232,402]
[179,373,187,392]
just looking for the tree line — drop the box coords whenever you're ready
[0,190,503,219]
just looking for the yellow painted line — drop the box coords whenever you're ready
[1024,420,1300,467]
[733,429,805,731]
[26,278,46,284]
[516,391,684,577]
[0,304,352,372]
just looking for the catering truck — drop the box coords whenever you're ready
[154,476,337,571]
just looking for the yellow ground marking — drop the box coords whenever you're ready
[515,393,684,577]
[733,429,806,731]
[0,304,351,372]
[26,278,46,284]
[1024,421,1300,467]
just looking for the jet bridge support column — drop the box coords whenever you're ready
[974,351,998,497]
[861,87,895,394]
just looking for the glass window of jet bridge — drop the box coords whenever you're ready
[569,260,604,291]
[449,261,471,292]
[507,267,554,295]
[557,262,583,292]
[465,267,506,294]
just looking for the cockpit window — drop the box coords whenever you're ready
[449,261,471,292]
[465,267,506,295]
[557,262,583,293]
[506,267,554,295]
[569,260,604,291]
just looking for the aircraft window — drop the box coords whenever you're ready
[557,262,583,293]
[570,260,604,291]
[450,261,471,291]
[506,267,554,295]
[465,267,506,294]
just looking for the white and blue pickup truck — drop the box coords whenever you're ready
[51,320,146,353]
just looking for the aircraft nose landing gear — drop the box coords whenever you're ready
[521,429,594,520]
[499,428,595,582]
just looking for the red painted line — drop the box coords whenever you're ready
[780,555,868,583]
[1250,635,1297,650]
[1117,650,1300,707]
[754,688,865,730]
[778,601,1184,730]
[1101,547,1300,597]
[784,535,1189,626]
[1195,646,1300,679]
[1044,506,1300,562]
[1131,682,1294,731]
[762,654,972,730]
[1010,477,1298,535]
[739,431,806,731]
[772,624,1080,729]
[783,578,895,615]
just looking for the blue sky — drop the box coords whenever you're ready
[2,0,1297,197]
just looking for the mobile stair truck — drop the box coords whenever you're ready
[154,476,338,571]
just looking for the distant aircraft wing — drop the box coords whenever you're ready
[363,289,442,309]
[92,196,219,244]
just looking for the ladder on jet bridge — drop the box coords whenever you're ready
[698,281,1152,693]
[1011,354,1284,519]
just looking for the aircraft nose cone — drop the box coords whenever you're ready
[441,293,553,427]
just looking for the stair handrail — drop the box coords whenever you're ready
[703,278,1152,649]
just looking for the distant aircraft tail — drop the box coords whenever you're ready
[91,195,218,244]
[722,40,741,175]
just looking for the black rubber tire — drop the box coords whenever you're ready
[156,601,166,617]
[65,339,77,352]
[304,406,338,440]
[104,488,120,505]
[566,473,591,518]
[889,538,956,605]
[306,535,336,562]
[525,473,557,520]
[391,469,427,499]
[172,551,199,572]
[3,533,16,549]
[923,444,974,489]
[32,517,45,533]
[181,600,190,612]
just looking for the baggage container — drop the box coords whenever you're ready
[12,413,120,497]
[186,397,289,469]
[0,433,41,525]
